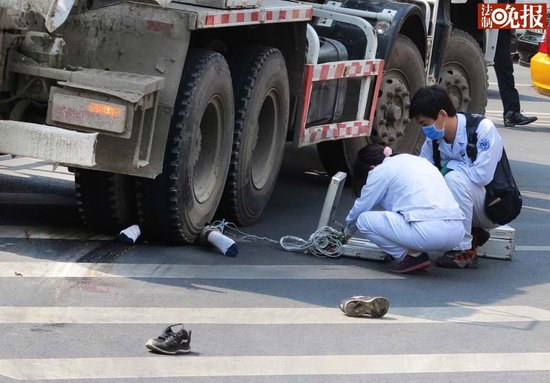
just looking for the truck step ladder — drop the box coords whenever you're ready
[297,9,385,147]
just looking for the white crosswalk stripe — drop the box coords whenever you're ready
[0,157,73,181]
[1,353,550,380]
[485,110,550,127]
[2,305,550,324]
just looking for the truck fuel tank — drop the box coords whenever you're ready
[306,36,348,126]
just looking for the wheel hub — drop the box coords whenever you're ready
[373,76,411,147]
[440,66,471,112]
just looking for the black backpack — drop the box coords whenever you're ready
[432,113,522,225]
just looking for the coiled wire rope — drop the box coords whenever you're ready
[210,220,346,258]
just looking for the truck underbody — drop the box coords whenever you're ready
[0,0,494,243]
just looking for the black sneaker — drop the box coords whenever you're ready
[145,324,191,355]
[504,111,537,127]
[387,252,431,274]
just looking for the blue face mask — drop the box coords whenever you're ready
[422,122,445,140]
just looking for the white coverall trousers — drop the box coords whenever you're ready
[355,211,465,260]
[444,171,499,250]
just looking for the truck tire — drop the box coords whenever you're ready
[137,49,234,243]
[217,47,289,225]
[74,169,136,233]
[317,35,425,176]
[440,28,488,114]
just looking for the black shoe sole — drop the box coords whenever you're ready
[339,296,390,318]
[145,341,191,355]
[388,258,431,273]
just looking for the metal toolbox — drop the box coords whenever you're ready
[477,225,515,260]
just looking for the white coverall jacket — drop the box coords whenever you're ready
[420,113,503,250]
[345,154,465,260]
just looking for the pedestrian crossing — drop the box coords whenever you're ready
[1,252,550,381]
[2,158,550,381]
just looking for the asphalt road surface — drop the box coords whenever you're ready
[0,63,549,382]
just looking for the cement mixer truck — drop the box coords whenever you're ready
[0,0,498,243]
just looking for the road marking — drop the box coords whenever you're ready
[0,168,30,178]
[1,262,399,279]
[0,158,73,181]
[1,352,550,379]
[515,246,550,251]
[523,205,550,214]
[0,226,111,240]
[484,110,550,127]
[489,82,538,88]
[1,305,549,324]
[486,110,550,116]
[487,82,550,92]
[486,120,550,128]
[15,168,74,181]
[521,190,550,201]
[0,157,46,167]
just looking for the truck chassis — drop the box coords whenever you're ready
[0,0,494,242]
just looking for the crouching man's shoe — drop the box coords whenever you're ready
[504,111,537,127]
[436,249,479,269]
[387,252,431,274]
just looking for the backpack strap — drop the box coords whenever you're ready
[463,113,485,162]
[432,139,441,170]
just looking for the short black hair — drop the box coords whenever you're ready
[409,85,457,120]
[351,144,386,197]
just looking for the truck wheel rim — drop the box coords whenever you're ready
[440,63,471,112]
[251,89,279,190]
[193,95,224,204]
[374,72,411,147]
